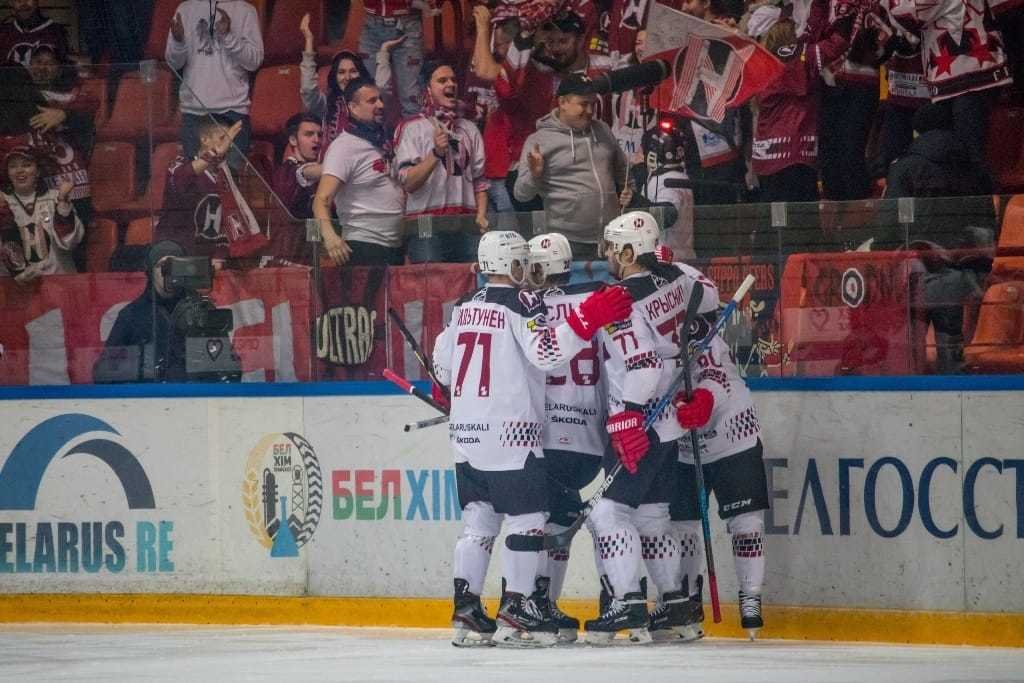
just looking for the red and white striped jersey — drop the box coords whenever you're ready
[433,284,587,471]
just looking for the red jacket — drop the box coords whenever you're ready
[752,31,851,176]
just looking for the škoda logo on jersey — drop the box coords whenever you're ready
[242,433,323,558]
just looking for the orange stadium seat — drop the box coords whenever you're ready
[85,218,119,272]
[118,142,182,217]
[125,217,156,246]
[993,195,1024,277]
[97,69,176,141]
[89,142,138,215]
[250,65,305,138]
[963,281,1024,372]
[264,0,324,66]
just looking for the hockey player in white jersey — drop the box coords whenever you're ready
[584,211,718,644]
[671,316,769,640]
[525,233,609,643]
[432,230,632,648]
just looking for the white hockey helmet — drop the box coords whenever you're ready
[527,233,572,287]
[602,210,661,260]
[478,230,529,284]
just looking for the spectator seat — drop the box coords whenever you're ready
[125,217,156,246]
[338,0,366,53]
[96,69,176,141]
[987,104,1024,193]
[423,0,471,59]
[993,194,1024,277]
[85,218,119,272]
[247,139,276,180]
[963,281,1024,372]
[250,65,304,138]
[119,142,182,217]
[264,0,324,66]
[79,77,109,130]
[89,142,138,215]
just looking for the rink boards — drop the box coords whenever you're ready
[0,380,1022,646]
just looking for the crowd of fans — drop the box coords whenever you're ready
[1,0,1023,279]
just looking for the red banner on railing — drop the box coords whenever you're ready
[0,268,313,385]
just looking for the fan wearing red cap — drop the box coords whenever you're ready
[0,145,81,282]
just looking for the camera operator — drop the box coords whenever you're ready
[93,240,239,383]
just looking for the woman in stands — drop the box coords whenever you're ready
[298,12,401,157]
[0,146,83,281]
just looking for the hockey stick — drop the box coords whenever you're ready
[382,368,450,415]
[680,284,724,624]
[388,307,445,388]
[405,413,449,432]
[505,274,756,553]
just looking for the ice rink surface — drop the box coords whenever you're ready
[1,625,1022,683]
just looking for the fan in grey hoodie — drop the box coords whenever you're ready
[166,0,263,164]
[513,74,629,254]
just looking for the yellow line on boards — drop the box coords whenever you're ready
[0,595,1021,648]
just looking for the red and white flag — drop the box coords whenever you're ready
[645,3,784,123]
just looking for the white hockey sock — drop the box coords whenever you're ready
[673,520,703,596]
[585,515,607,581]
[589,498,641,597]
[454,502,502,595]
[634,503,681,598]
[503,512,547,596]
[543,522,572,600]
[728,511,765,595]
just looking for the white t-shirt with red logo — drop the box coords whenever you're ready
[321,130,405,248]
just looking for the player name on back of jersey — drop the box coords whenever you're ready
[457,306,507,329]
[644,281,687,320]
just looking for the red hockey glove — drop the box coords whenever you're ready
[674,388,714,429]
[566,286,633,341]
[655,245,674,264]
[431,382,451,412]
[606,410,649,474]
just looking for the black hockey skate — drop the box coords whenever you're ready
[583,591,652,645]
[532,577,579,643]
[451,579,496,647]
[494,592,558,648]
[739,590,763,640]
[650,575,704,643]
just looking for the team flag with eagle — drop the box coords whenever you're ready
[645,2,784,124]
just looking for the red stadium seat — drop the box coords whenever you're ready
[79,77,109,130]
[423,0,471,59]
[97,69,176,141]
[264,0,324,66]
[85,218,119,272]
[125,217,156,246]
[119,142,182,217]
[987,104,1024,193]
[89,142,138,215]
[250,65,305,138]
[142,0,182,61]
[338,0,366,53]
[247,139,276,179]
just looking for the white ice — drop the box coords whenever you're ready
[1,625,1022,683]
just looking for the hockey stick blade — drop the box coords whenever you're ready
[504,273,756,553]
[404,414,449,432]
